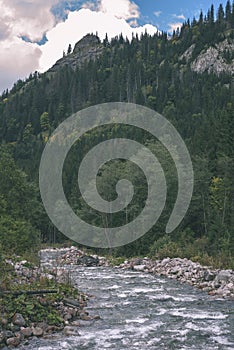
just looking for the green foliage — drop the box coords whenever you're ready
[0,148,41,257]
[108,256,126,266]
[0,1,233,267]
[0,216,39,255]
[0,274,84,327]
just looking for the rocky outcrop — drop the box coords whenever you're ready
[191,39,234,75]
[118,257,234,299]
[48,34,104,73]
[180,44,195,62]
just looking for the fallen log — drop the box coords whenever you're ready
[63,297,80,308]
[0,289,58,296]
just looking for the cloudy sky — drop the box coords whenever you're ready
[0,0,228,93]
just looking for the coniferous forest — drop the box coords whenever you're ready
[0,2,233,268]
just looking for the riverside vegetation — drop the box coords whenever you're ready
[0,3,234,343]
[0,252,100,348]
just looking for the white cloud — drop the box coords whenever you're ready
[0,37,42,92]
[0,0,158,93]
[0,0,58,41]
[154,11,162,18]
[0,0,58,92]
[168,22,183,33]
[98,0,140,20]
[39,8,158,72]
[172,14,185,20]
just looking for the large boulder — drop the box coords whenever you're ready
[77,255,99,267]
[202,270,216,282]
[216,270,232,283]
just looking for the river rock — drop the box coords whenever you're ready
[12,313,26,327]
[202,270,216,282]
[20,327,32,337]
[216,270,232,283]
[64,313,72,321]
[32,327,44,337]
[6,336,21,347]
[0,317,8,326]
[63,326,80,336]
[133,265,146,271]
[1,331,14,340]
[93,315,101,320]
[77,255,99,267]
[81,315,92,321]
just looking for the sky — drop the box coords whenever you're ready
[0,0,229,93]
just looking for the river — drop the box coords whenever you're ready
[18,250,234,350]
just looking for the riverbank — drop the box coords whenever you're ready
[2,247,232,348]
[117,257,234,299]
[55,247,234,299]
[0,254,99,348]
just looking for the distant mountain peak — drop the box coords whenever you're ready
[73,34,101,54]
[49,33,103,73]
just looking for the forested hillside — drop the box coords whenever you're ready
[0,2,233,267]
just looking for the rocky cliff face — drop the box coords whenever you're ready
[191,38,234,75]
[49,34,104,73]
[183,38,234,75]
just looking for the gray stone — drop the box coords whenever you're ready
[191,39,234,76]
[77,255,99,267]
[6,337,21,347]
[64,313,72,321]
[13,313,26,327]
[20,327,32,337]
[133,265,146,271]
[2,330,14,339]
[216,270,232,283]
[202,270,216,282]
[63,326,80,336]
[32,327,44,337]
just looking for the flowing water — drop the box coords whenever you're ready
[19,250,234,350]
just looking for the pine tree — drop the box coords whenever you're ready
[67,43,72,55]
[217,4,225,23]
[225,0,232,21]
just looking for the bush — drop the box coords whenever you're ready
[0,215,40,255]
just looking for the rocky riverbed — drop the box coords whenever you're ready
[57,247,234,299]
[118,257,234,299]
[0,252,99,349]
[16,254,234,350]
[1,247,233,348]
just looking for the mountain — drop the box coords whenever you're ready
[0,2,233,267]
[49,34,104,73]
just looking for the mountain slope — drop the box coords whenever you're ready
[0,2,233,266]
